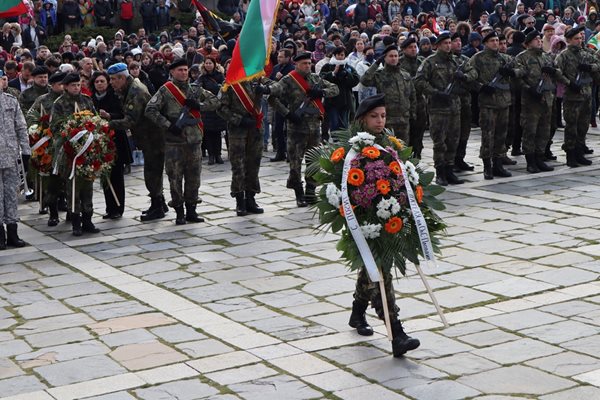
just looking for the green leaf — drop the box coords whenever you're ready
[420,171,434,186]
[425,184,445,196]
[319,157,334,171]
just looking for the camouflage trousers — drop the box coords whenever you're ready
[136,131,165,198]
[67,176,94,214]
[228,126,263,196]
[479,107,509,159]
[562,99,591,151]
[386,117,410,144]
[520,99,552,155]
[429,112,460,168]
[165,143,201,207]
[456,96,472,160]
[353,267,399,320]
[409,101,427,156]
[0,167,19,224]
[286,121,320,190]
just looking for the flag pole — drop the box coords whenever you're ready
[378,267,394,341]
[415,262,448,327]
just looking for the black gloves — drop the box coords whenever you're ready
[286,112,302,124]
[480,84,496,95]
[376,54,386,65]
[307,87,324,99]
[239,116,256,128]
[168,123,183,136]
[568,81,582,93]
[184,98,201,110]
[541,66,557,76]
[498,66,515,77]
[255,85,271,95]
[578,63,593,72]
[435,91,452,102]
[454,70,466,80]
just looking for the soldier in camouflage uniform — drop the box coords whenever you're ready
[399,38,426,159]
[416,33,465,187]
[26,72,66,227]
[145,59,219,225]
[217,78,273,216]
[451,33,475,173]
[263,52,339,207]
[461,31,514,180]
[0,77,30,249]
[513,31,561,174]
[555,26,597,167]
[19,66,50,113]
[106,63,166,222]
[50,73,98,236]
[360,45,416,143]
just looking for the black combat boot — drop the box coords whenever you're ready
[446,165,465,185]
[57,194,68,211]
[0,225,5,250]
[47,203,59,227]
[500,154,517,165]
[215,155,224,164]
[575,148,593,166]
[493,158,512,177]
[483,158,493,180]
[304,184,318,205]
[141,197,165,221]
[235,193,248,216]
[454,158,474,171]
[294,187,308,207]
[6,224,27,248]
[348,300,373,336]
[185,203,204,223]
[525,154,540,173]
[81,212,100,233]
[174,205,186,225]
[245,192,264,214]
[583,144,594,154]
[391,319,421,357]
[510,147,523,156]
[544,142,557,160]
[208,155,215,165]
[566,150,580,168]
[160,195,169,213]
[435,166,448,186]
[71,214,82,236]
[535,154,554,172]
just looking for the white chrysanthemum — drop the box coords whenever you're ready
[405,161,419,186]
[376,197,400,219]
[325,183,341,207]
[349,131,375,148]
[361,223,382,239]
[28,124,39,135]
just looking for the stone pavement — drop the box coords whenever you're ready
[2,127,600,400]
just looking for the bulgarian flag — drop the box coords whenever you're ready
[224,0,280,89]
[0,0,28,18]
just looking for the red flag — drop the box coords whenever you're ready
[0,0,28,18]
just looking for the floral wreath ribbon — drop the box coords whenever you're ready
[68,130,94,180]
[340,144,437,282]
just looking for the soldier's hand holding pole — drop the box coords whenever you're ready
[541,66,557,76]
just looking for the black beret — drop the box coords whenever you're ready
[169,58,188,70]
[565,25,584,39]
[383,45,399,55]
[32,66,49,76]
[451,32,461,41]
[355,94,385,120]
[400,37,416,49]
[294,52,311,62]
[435,32,451,44]
[62,73,81,85]
[482,31,498,43]
[49,72,66,84]
[524,30,541,44]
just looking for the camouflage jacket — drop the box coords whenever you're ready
[145,79,219,145]
[19,84,49,114]
[110,76,154,138]
[361,63,416,121]
[217,78,274,130]
[463,48,513,108]
[268,69,339,120]
[555,45,597,100]
[0,92,30,168]
[415,51,461,113]
[399,54,426,105]
[26,90,62,127]
[513,48,560,107]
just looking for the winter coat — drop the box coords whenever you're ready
[197,70,227,132]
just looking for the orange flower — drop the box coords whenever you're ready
[41,153,52,165]
[362,146,380,159]
[339,204,356,217]
[34,147,45,157]
[376,179,391,195]
[385,217,403,234]
[347,168,365,186]
[330,147,345,163]
[389,161,401,175]
[415,185,424,204]
[388,135,403,150]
